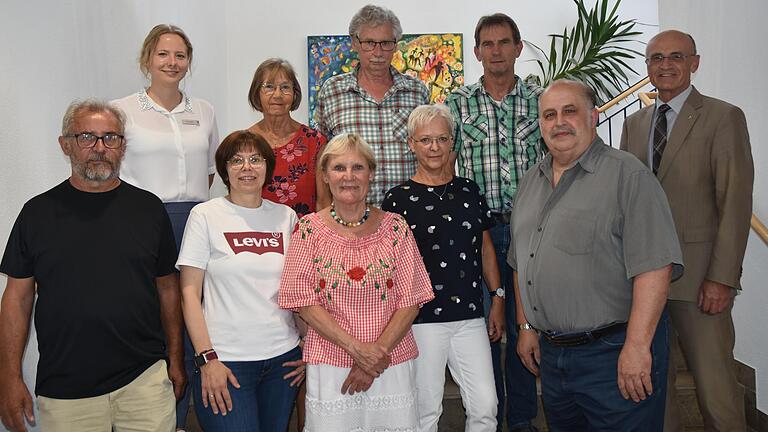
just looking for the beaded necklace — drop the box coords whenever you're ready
[330,202,370,227]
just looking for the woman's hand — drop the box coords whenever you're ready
[200,360,241,415]
[487,297,505,342]
[348,342,390,377]
[282,358,307,387]
[341,364,375,395]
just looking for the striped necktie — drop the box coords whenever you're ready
[652,104,671,175]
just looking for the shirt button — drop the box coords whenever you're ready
[527,280,531,285]
[533,306,538,311]
[537,227,542,232]
[501,138,506,144]
[529,253,534,258]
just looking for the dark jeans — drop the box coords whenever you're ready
[483,222,538,430]
[164,201,199,429]
[540,312,669,431]
[192,346,301,432]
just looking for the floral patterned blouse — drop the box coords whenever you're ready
[262,125,326,217]
[278,211,434,367]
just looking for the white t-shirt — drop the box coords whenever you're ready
[177,197,300,361]
[112,89,219,203]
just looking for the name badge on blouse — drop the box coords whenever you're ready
[182,119,200,126]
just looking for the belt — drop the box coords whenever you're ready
[490,212,511,225]
[541,322,627,347]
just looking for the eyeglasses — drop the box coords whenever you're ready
[355,35,397,52]
[645,53,696,65]
[227,155,266,169]
[414,136,452,146]
[261,83,294,95]
[65,133,124,149]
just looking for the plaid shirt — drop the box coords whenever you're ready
[278,212,434,367]
[446,77,544,213]
[315,66,429,205]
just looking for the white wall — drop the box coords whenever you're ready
[0,1,656,430]
[659,0,768,413]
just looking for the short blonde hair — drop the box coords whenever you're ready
[407,104,455,139]
[318,133,377,172]
[138,24,193,78]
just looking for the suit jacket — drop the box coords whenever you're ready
[620,86,754,302]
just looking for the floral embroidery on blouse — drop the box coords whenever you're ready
[298,216,409,302]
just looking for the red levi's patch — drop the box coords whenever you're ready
[224,232,284,255]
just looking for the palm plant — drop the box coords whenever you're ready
[524,0,644,104]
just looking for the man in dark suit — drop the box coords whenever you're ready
[620,30,753,431]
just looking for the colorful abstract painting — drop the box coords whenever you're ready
[307,33,464,129]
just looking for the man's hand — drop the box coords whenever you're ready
[349,342,390,377]
[516,329,540,376]
[0,376,34,432]
[167,359,187,401]
[698,280,735,315]
[617,342,653,402]
[487,298,505,342]
[341,364,375,395]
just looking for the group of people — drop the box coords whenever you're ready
[0,4,754,432]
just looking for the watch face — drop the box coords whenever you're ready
[496,288,505,297]
[193,355,206,368]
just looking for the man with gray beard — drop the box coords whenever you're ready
[0,100,185,431]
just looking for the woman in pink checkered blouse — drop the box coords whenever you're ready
[279,133,434,431]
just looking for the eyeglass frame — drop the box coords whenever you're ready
[227,154,266,169]
[645,52,698,65]
[260,82,294,95]
[354,35,397,52]
[64,133,125,149]
[413,135,453,146]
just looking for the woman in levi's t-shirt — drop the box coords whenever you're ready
[177,130,305,431]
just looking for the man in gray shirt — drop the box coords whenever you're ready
[508,79,683,431]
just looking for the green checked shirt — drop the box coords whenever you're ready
[446,76,544,213]
[315,66,429,206]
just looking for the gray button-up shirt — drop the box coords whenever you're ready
[508,137,683,333]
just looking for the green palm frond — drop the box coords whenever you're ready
[524,0,644,104]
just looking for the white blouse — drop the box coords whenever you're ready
[112,89,219,203]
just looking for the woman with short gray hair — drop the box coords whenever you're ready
[383,104,502,431]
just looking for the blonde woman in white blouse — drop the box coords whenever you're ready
[111,24,219,431]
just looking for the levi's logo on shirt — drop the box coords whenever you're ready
[224,232,284,255]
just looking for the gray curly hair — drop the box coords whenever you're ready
[348,5,403,40]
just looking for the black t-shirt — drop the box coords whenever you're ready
[382,177,494,323]
[0,180,178,398]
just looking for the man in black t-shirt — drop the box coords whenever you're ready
[0,100,185,431]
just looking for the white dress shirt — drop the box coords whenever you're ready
[112,89,219,203]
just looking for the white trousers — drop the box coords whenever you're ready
[412,318,497,432]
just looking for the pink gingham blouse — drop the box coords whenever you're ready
[278,211,434,367]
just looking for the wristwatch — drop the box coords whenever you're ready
[488,287,505,298]
[193,349,218,368]
[518,322,536,332]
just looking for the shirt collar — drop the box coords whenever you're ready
[471,75,537,100]
[655,85,692,115]
[349,65,407,93]
[539,136,605,178]
[137,88,193,114]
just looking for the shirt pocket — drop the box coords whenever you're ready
[551,208,597,255]
[461,114,489,143]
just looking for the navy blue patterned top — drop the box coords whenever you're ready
[382,177,495,323]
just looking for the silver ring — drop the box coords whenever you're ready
[209,393,215,398]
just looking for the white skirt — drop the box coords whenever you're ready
[304,360,418,432]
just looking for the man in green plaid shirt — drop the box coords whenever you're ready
[445,13,543,432]
[315,5,429,206]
